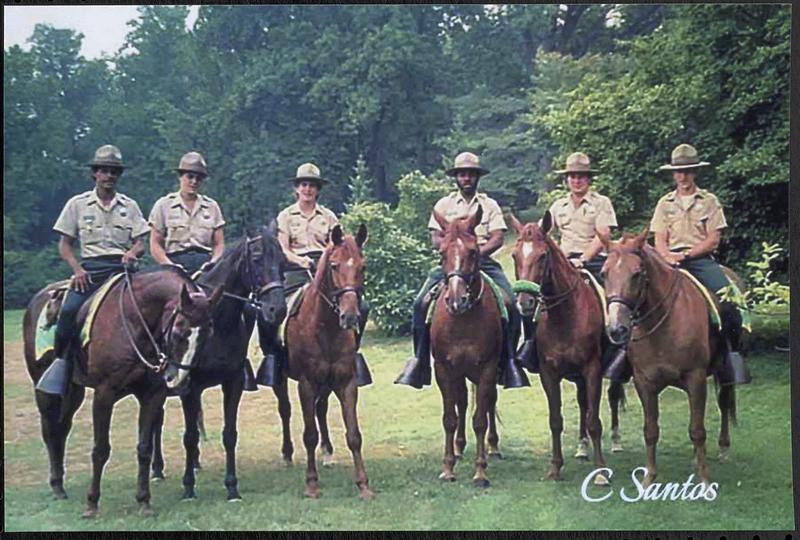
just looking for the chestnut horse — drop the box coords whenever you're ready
[509,211,615,484]
[284,224,373,500]
[150,225,288,500]
[429,206,503,487]
[601,230,737,486]
[22,267,220,516]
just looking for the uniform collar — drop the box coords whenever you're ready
[168,191,209,211]
[288,201,323,216]
[561,189,597,208]
[665,188,706,202]
[88,188,125,209]
[452,190,485,206]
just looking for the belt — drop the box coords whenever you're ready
[170,247,211,255]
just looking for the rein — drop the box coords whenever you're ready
[316,262,363,315]
[444,268,485,313]
[515,247,580,312]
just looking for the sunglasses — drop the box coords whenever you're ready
[183,172,206,181]
[95,167,123,176]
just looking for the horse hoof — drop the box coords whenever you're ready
[473,477,491,489]
[545,470,562,481]
[182,489,196,500]
[438,471,456,482]
[139,504,156,517]
[593,473,610,486]
[359,488,375,501]
[488,450,504,460]
[574,439,590,460]
[611,442,624,453]
[322,453,335,467]
[151,472,165,481]
[718,447,730,462]
[52,487,68,500]
[304,488,321,499]
[453,454,463,462]
[82,507,99,519]
[227,495,242,502]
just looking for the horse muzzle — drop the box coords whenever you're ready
[339,312,360,330]
[606,300,633,345]
[516,293,537,318]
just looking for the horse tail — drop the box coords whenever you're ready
[608,380,627,413]
[716,379,738,427]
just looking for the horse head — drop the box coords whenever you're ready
[318,223,368,330]
[434,206,482,315]
[248,220,288,325]
[509,211,556,317]
[600,227,650,345]
[163,281,223,390]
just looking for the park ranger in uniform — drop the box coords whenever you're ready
[149,152,225,275]
[37,144,150,396]
[517,152,619,373]
[395,151,530,390]
[646,143,751,386]
[257,162,372,386]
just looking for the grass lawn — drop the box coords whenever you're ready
[3,314,794,531]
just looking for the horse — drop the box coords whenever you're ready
[22,266,220,516]
[509,211,625,484]
[427,206,505,488]
[601,229,737,486]
[150,223,288,501]
[284,223,373,500]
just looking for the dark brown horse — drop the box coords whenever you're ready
[150,225,288,500]
[284,223,373,499]
[429,206,503,487]
[22,267,220,516]
[509,211,614,484]
[601,229,737,486]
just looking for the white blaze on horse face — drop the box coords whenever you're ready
[346,257,354,267]
[168,328,200,389]
[607,302,629,332]
[522,241,534,259]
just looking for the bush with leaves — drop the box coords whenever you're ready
[719,242,789,313]
[3,249,68,307]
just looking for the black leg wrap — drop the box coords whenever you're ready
[395,326,432,389]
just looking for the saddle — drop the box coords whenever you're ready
[677,269,723,333]
[425,271,508,324]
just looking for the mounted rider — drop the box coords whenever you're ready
[395,151,530,389]
[647,144,751,386]
[149,152,225,275]
[257,162,372,387]
[36,145,149,396]
[517,152,619,373]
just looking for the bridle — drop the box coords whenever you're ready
[443,266,485,314]
[315,252,364,315]
[605,250,683,341]
[514,245,580,312]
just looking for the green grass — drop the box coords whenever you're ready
[3,318,794,531]
[4,309,25,342]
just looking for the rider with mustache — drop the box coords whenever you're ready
[37,145,149,396]
[395,151,530,390]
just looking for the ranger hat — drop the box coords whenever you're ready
[445,152,490,177]
[87,144,126,169]
[553,152,598,174]
[658,144,710,171]
[288,162,328,186]
[174,152,209,176]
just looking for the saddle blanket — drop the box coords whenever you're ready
[426,271,508,324]
[677,269,722,332]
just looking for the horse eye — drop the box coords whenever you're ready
[330,262,339,269]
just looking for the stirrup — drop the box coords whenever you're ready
[718,351,751,386]
[516,340,539,373]
[256,352,281,387]
[501,360,530,389]
[355,353,373,387]
[36,357,70,397]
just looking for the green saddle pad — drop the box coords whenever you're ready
[426,271,508,324]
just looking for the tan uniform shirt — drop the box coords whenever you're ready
[428,191,507,246]
[148,192,225,254]
[548,190,618,255]
[649,188,727,251]
[53,189,149,259]
[277,202,339,255]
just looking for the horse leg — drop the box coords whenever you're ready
[686,370,710,484]
[454,377,467,461]
[151,406,165,480]
[135,390,166,516]
[272,373,294,465]
[717,383,734,461]
[585,365,608,486]
[608,381,625,453]
[180,389,202,500]
[83,388,114,518]
[539,368,564,480]
[317,387,335,467]
[334,381,374,500]
[634,378,660,487]
[195,403,205,468]
[487,395,502,459]
[472,369,495,488]
[221,376,245,500]
[574,378,590,460]
[37,386,85,499]
[298,378,321,498]
[434,365,458,482]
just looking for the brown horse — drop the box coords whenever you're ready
[22,268,220,515]
[284,223,373,500]
[509,211,613,484]
[601,229,737,486]
[429,206,504,487]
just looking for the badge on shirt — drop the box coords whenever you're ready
[203,212,212,220]
[118,208,128,218]
[83,215,96,225]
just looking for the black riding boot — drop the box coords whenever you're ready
[255,321,284,387]
[499,314,530,389]
[354,300,373,387]
[516,316,539,373]
[36,353,72,397]
[395,326,432,389]
[717,304,751,385]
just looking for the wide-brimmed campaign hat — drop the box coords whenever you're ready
[658,144,710,171]
[87,144,126,169]
[287,162,328,186]
[445,152,490,177]
[174,152,209,176]
[553,152,598,174]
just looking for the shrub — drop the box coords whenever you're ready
[3,249,67,308]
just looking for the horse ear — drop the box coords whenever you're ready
[331,224,344,246]
[355,223,368,248]
[432,209,449,232]
[634,226,649,250]
[208,284,224,309]
[265,218,278,238]
[509,213,523,236]
[469,205,483,233]
[541,210,553,235]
